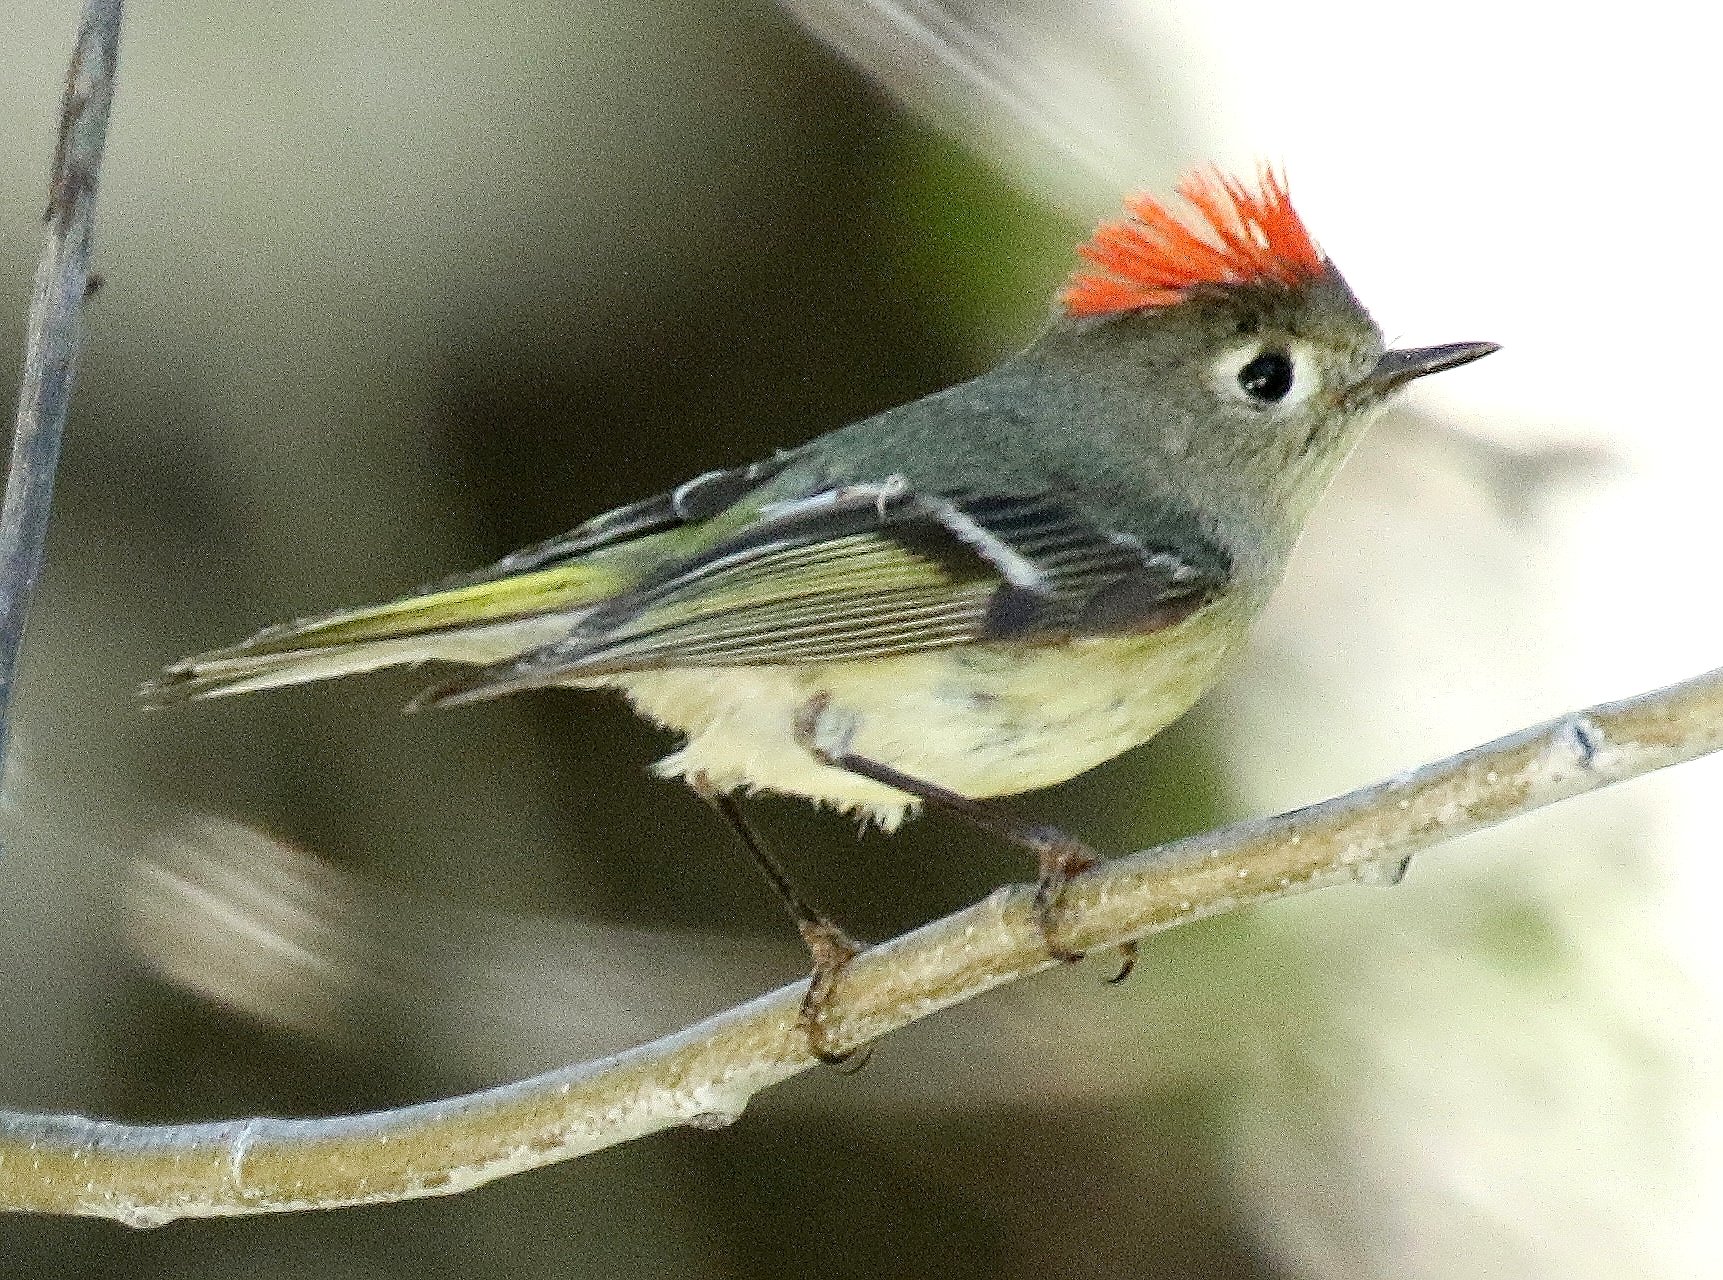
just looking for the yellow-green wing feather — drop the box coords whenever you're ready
[427,484,1230,704]
[146,466,1229,710]
[142,457,795,704]
[254,560,631,653]
[141,558,635,704]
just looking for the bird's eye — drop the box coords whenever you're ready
[1209,338,1320,412]
[1237,350,1294,403]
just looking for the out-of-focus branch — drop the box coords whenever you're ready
[4,663,1722,1226]
[772,0,1191,211]
[0,0,126,786]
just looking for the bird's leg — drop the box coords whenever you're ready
[793,697,1136,981]
[695,784,865,1065]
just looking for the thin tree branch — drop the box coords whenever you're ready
[0,0,126,786]
[3,662,1720,1226]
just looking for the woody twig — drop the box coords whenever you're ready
[2,661,1720,1225]
[0,0,125,787]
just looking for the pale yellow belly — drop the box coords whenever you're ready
[603,603,1245,827]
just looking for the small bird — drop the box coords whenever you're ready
[146,168,1494,1056]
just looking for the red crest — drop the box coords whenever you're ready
[1062,167,1325,318]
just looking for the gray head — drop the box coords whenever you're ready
[1014,169,1495,560]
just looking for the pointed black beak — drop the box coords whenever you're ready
[1357,340,1499,400]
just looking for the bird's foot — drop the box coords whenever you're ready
[796,915,867,1066]
[791,698,1137,982]
[698,782,870,1066]
[1025,827,1136,980]
[1027,828,1094,963]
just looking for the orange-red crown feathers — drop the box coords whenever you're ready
[1061,167,1326,318]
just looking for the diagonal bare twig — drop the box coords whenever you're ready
[2,661,1720,1226]
[0,0,127,789]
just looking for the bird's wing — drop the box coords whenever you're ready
[422,454,798,590]
[426,478,1232,704]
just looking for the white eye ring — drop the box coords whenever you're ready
[1209,338,1321,411]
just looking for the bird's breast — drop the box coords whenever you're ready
[608,600,1248,827]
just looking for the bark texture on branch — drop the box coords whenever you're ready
[3,663,1720,1225]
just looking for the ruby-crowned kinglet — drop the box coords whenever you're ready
[146,168,1494,1049]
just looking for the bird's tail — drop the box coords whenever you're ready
[142,559,626,705]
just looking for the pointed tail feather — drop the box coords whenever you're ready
[142,637,441,704]
[143,559,625,706]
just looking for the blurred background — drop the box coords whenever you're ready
[2,0,1720,1276]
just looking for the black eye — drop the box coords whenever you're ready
[1238,350,1294,403]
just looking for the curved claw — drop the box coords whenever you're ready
[1106,939,1140,984]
